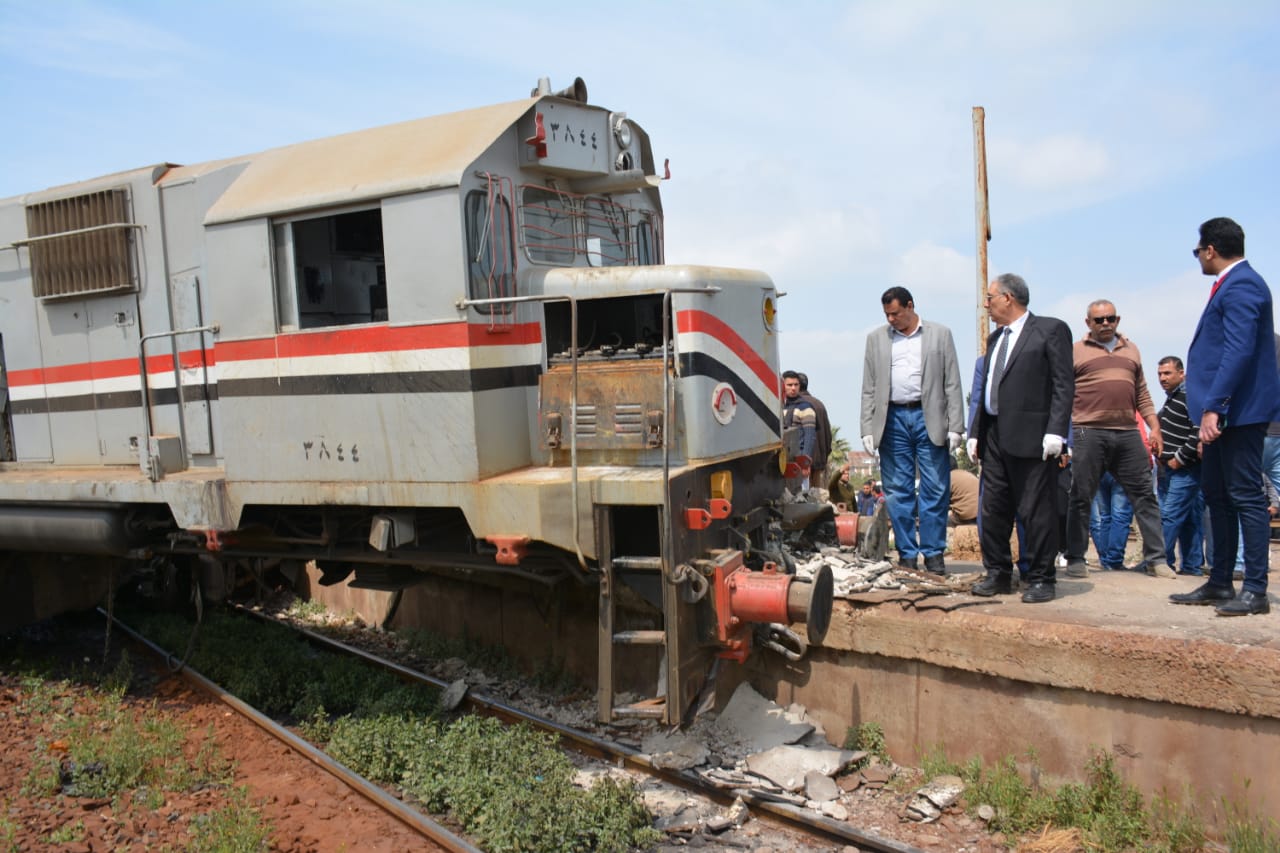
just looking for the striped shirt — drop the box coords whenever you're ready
[1158,383,1199,468]
[1072,335,1156,429]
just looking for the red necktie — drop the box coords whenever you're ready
[1208,274,1226,301]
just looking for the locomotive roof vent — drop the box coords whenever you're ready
[531,76,589,104]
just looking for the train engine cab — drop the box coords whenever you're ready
[0,78,832,725]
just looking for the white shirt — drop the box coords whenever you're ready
[889,323,923,404]
[985,311,1029,415]
[1215,258,1245,286]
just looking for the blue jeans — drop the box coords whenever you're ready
[1157,465,1204,572]
[880,405,949,561]
[1265,435,1280,497]
[1089,472,1132,567]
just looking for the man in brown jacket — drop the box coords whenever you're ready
[1062,300,1168,577]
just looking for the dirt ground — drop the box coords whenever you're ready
[0,622,438,852]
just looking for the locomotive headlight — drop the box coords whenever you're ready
[612,113,633,149]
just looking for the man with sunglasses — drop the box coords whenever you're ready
[1170,218,1280,616]
[1062,301,1169,580]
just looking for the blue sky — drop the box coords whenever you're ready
[3,0,1279,440]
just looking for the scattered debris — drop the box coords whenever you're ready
[440,678,468,711]
[905,774,965,823]
[642,730,711,771]
[859,762,896,789]
[745,745,857,792]
[804,769,840,802]
[713,682,815,754]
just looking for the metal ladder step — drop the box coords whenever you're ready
[612,698,666,719]
[611,555,662,571]
[611,630,666,645]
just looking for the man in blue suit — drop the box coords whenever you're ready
[1170,218,1280,616]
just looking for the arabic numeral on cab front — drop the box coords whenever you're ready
[302,440,360,463]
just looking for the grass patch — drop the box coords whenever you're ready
[17,677,230,800]
[327,713,660,852]
[125,609,438,721]
[43,819,85,845]
[919,744,1216,852]
[188,785,273,852]
[843,721,889,768]
[1221,783,1280,853]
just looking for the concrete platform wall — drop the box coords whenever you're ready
[725,599,1280,830]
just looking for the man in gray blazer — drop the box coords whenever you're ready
[860,287,965,572]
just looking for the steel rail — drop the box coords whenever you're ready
[236,605,925,853]
[101,609,482,853]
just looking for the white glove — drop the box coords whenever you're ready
[966,437,978,461]
[862,434,876,455]
[947,431,961,452]
[1042,434,1064,460]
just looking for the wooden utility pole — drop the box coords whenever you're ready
[973,107,991,354]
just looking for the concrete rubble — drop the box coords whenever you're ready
[782,489,985,603]
[638,682,871,822]
[905,774,966,823]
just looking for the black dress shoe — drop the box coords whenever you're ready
[1215,590,1271,616]
[971,576,1012,597]
[897,555,918,570]
[1021,582,1055,603]
[923,553,947,575]
[1169,583,1235,605]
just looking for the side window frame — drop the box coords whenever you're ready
[465,189,516,314]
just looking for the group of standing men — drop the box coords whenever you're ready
[854,217,1279,615]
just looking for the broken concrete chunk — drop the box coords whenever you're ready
[860,763,895,785]
[745,745,857,792]
[705,815,734,833]
[641,730,710,771]
[716,683,815,753]
[441,679,468,711]
[905,797,941,822]
[820,801,850,821]
[804,770,840,802]
[918,774,964,809]
[905,774,965,823]
[727,796,751,827]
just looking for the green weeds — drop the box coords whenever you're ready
[843,721,889,768]
[188,786,273,852]
[912,741,1223,852]
[327,713,659,852]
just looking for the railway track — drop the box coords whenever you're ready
[105,604,925,853]
[104,610,478,853]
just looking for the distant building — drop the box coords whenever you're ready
[845,451,879,480]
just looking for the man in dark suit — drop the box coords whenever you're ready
[968,274,1074,603]
[1170,218,1280,616]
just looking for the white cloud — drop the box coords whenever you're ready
[992,134,1111,191]
[0,3,196,80]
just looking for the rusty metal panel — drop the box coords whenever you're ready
[540,360,664,452]
[205,99,537,225]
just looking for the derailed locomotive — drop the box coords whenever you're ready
[0,78,830,724]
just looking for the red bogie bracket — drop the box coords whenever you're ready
[488,534,531,566]
[684,497,731,530]
[708,551,798,663]
[834,512,860,547]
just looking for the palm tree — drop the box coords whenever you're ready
[829,425,852,462]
